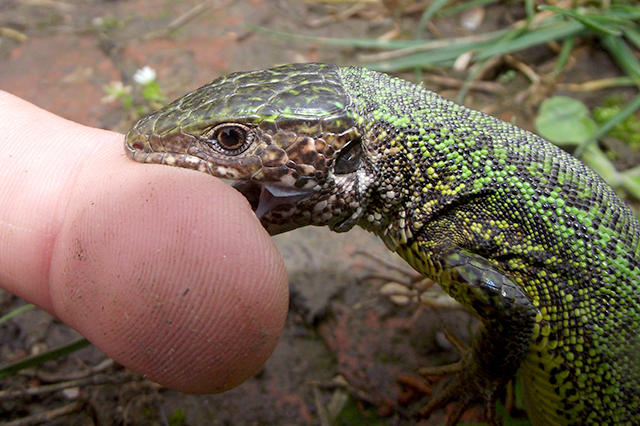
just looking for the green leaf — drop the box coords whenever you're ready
[534,97,597,146]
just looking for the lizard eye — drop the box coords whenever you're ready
[205,123,252,154]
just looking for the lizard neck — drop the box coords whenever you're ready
[344,68,500,251]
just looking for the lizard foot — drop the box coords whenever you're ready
[354,250,460,309]
[418,355,503,426]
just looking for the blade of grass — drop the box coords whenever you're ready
[607,5,640,21]
[524,0,535,23]
[249,26,430,50]
[600,34,640,82]
[254,2,638,78]
[437,0,498,17]
[416,0,450,38]
[0,304,35,325]
[365,37,500,71]
[576,5,640,28]
[538,5,623,36]
[624,28,640,51]
[620,173,640,203]
[559,76,639,91]
[474,20,586,61]
[622,163,640,179]
[456,59,490,104]
[0,338,91,379]
[358,30,508,63]
[580,144,623,187]
[553,36,575,78]
[367,20,586,72]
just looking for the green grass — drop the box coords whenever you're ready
[0,304,91,379]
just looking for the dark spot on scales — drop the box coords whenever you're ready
[286,137,320,165]
[261,145,289,167]
[256,166,293,182]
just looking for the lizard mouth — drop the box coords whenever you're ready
[231,181,312,221]
[231,181,262,211]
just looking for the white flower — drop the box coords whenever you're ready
[133,66,157,85]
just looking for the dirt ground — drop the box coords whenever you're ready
[0,1,634,425]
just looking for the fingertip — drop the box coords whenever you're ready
[0,93,288,392]
[50,142,289,393]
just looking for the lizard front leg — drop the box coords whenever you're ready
[398,245,540,425]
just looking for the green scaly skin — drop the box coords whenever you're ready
[125,63,640,425]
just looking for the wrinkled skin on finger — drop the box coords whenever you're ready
[0,91,289,393]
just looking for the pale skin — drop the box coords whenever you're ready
[0,91,289,394]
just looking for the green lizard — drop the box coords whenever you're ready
[124,63,640,425]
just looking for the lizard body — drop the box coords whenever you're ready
[125,63,640,425]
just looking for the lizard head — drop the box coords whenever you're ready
[125,63,375,235]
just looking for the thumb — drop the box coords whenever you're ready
[0,91,289,393]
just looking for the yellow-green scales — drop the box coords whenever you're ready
[126,63,640,425]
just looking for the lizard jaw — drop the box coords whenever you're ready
[231,181,313,230]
